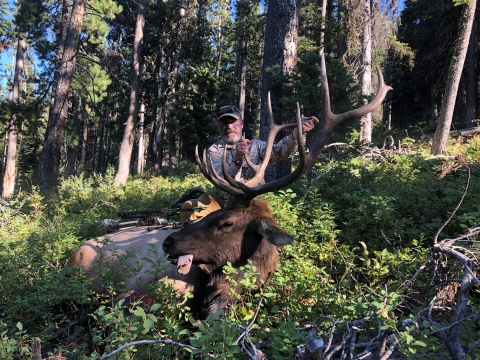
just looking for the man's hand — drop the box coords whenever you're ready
[293,116,319,140]
[234,137,250,162]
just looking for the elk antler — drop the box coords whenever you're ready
[196,52,392,205]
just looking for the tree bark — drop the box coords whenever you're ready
[166,48,181,176]
[260,0,298,182]
[431,0,477,154]
[137,102,145,174]
[96,107,107,173]
[230,48,240,105]
[359,0,373,143]
[211,17,224,129]
[465,19,476,127]
[152,114,165,170]
[78,117,88,173]
[90,123,97,173]
[168,132,176,176]
[113,0,146,186]
[2,32,26,198]
[38,0,86,191]
[431,80,438,128]
[238,38,247,119]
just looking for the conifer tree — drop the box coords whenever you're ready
[260,0,299,182]
[113,0,146,187]
[38,0,88,191]
[431,0,477,154]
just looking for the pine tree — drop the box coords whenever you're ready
[431,0,477,154]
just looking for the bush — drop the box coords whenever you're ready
[0,142,479,358]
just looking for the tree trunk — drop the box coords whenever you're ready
[137,102,145,174]
[147,49,162,168]
[167,132,176,176]
[2,32,26,198]
[113,0,146,186]
[78,117,88,173]
[152,115,165,170]
[211,18,224,129]
[431,80,438,128]
[359,0,372,143]
[230,48,240,105]
[431,0,477,154]
[64,96,82,178]
[38,0,86,191]
[90,123,98,173]
[96,107,107,173]
[260,0,298,182]
[238,38,247,119]
[48,0,71,110]
[166,48,181,176]
[465,19,476,127]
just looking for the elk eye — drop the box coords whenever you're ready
[219,220,233,229]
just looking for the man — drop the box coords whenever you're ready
[180,105,319,221]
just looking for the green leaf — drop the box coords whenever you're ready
[143,318,155,332]
[150,303,161,312]
[133,307,146,318]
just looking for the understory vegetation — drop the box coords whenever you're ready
[1,136,480,359]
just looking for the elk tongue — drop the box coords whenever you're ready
[177,254,193,274]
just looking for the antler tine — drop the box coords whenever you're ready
[235,102,306,199]
[195,146,242,196]
[306,52,392,164]
[220,143,247,189]
[243,92,297,188]
[205,150,244,195]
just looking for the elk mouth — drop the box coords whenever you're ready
[167,254,193,275]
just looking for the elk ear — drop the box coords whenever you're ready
[255,219,294,246]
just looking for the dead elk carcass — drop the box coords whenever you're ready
[67,227,199,301]
[162,54,392,317]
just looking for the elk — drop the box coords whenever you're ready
[162,54,392,317]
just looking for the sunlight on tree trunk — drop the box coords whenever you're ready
[2,32,25,198]
[431,0,476,154]
[359,0,372,143]
[465,19,476,127]
[137,102,145,174]
[113,0,146,187]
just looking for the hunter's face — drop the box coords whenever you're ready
[218,117,243,144]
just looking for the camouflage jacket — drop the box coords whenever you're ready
[207,134,298,201]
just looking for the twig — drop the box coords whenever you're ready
[99,339,198,360]
[235,297,264,344]
[428,314,480,336]
[433,157,469,244]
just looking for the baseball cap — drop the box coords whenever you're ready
[216,105,241,122]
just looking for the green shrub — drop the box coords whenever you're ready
[0,143,479,358]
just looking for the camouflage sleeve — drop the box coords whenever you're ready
[257,133,298,165]
[207,144,242,179]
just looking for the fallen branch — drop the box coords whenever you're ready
[99,339,199,360]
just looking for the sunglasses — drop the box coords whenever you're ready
[216,105,240,117]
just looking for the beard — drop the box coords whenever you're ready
[223,132,242,144]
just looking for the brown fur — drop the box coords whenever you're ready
[162,199,294,317]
